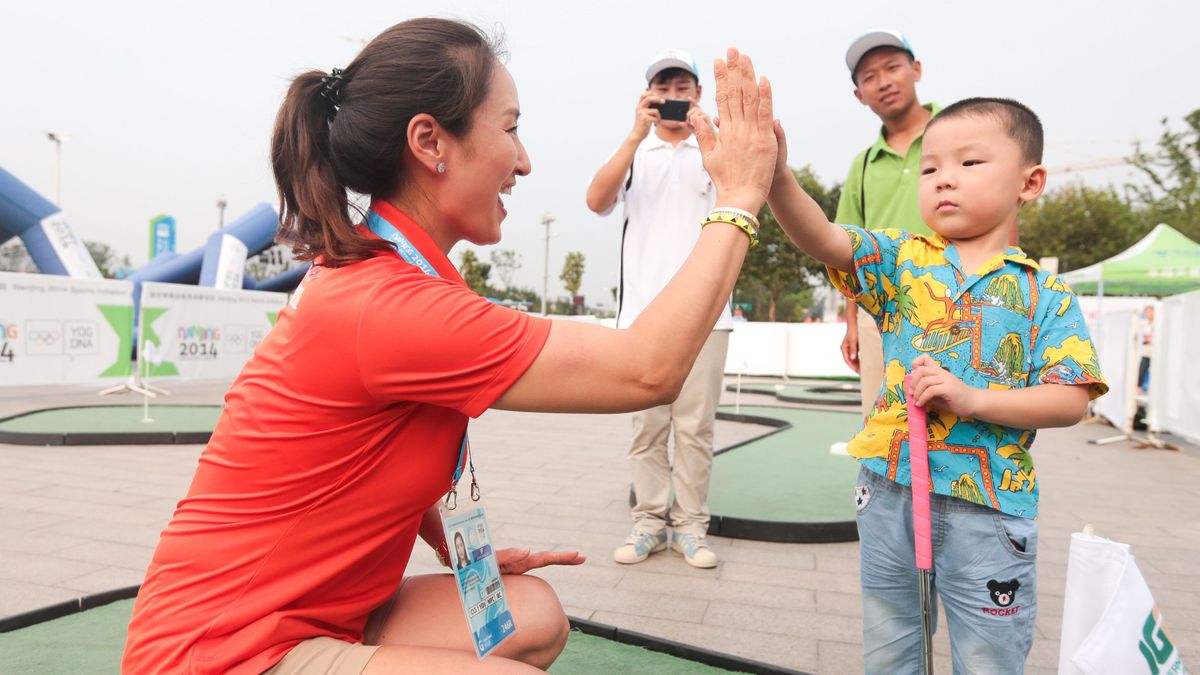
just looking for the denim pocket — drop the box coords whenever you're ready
[854,466,885,517]
[993,511,1038,560]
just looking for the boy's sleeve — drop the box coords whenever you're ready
[1029,277,1108,399]
[834,152,866,227]
[825,224,902,321]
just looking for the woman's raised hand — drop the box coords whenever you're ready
[688,48,777,216]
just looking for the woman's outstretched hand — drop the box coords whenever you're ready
[689,48,777,216]
[496,548,586,575]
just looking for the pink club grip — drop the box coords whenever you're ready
[906,374,933,571]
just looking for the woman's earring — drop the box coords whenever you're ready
[436,162,446,174]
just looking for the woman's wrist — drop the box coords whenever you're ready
[712,189,765,217]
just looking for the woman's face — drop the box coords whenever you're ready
[439,63,531,247]
[455,533,468,560]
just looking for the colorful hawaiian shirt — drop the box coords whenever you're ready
[829,225,1108,519]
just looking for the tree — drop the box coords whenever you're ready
[0,239,36,273]
[559,251,585,297]
[85,241,132,279]
[736,165,838,321]
[1017,184,1146,272]
[489,249,521,289]
[458,249,491,293]
[1128,108,1200,241]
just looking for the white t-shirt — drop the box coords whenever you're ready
[602,133,734,330]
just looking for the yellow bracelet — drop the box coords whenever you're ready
[703,209,760,248]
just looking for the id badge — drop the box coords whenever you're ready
[440,502,515,658]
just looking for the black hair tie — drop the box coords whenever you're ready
[319,67,346,120]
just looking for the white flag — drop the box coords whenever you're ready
[1058,532,1188,675]
[143,340,164,366]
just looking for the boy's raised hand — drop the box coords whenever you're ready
[688,48,776,216]
[908,354,980,418]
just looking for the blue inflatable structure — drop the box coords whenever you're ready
[0,164,306,293]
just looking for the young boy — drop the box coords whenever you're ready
[767,98,1107,672]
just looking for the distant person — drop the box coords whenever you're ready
[121,18,777,673]
[834,30,939,419]
[732,305,749,322]
[1138,304,1154,393]
[768,96,1107,673]
[586,49,733,569]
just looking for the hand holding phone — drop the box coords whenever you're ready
[649,98,691,122]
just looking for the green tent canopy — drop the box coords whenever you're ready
[1062,223,1200,296]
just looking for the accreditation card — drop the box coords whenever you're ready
[440,504,515,658]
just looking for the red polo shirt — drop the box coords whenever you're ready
[123,202,551,674]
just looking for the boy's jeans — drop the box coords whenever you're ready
[855,466,1038,675]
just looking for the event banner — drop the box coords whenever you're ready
[139,281,286,381]
[0,271,134,386]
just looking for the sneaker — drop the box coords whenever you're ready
[613,529,668,564]
[672,532,718,568]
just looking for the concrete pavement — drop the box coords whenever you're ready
[1,379,1197,673]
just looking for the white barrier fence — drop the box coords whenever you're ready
[1092,310,1138,433]
[1148,289,1200,444]
[724,321,857,378]
[0,271,134,386]
[140,282,288,381]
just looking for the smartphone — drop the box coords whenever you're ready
[650,99,690,122]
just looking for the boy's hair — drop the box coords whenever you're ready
[650,67,698,87]
[930,97,1044,165]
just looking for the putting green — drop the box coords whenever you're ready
[0,405,222,434]
[727,383,860,405]
[0,600,745,674]
[708,405,862,539]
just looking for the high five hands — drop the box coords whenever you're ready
[688,48,778,217]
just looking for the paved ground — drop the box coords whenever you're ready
[1,379,1197,674]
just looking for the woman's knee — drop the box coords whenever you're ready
[508,576,570,665]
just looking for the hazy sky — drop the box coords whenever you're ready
[3,0,1195,303]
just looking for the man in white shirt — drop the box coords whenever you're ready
[586,49,732,569]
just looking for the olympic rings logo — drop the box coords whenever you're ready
[27,330,59,345]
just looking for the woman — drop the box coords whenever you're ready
[454,531,471,570]
[122,17,775,675]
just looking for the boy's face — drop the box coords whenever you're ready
[649,73,701,132]
[918,115,1043,241]
[853,49,921,120]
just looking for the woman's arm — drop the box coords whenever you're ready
[495,49,776,414]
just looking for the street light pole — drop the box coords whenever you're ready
[217,196,228,230]
[46,132,69,205]
[541,213,555,315]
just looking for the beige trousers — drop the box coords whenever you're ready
[857,306,885,419]
[629,330,729,537]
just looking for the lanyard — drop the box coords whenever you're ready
[367,207,478,509]
[367,210,440,277]
[447,433,479,510]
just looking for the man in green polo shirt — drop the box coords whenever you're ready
[834,29,939,419]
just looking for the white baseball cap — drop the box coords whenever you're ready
[845,29,915,81]
[645,48,699,83]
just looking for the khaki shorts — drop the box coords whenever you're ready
[857,306,884,419]
[265,636,380,675]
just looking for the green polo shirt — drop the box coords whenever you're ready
[834,103,940,236]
